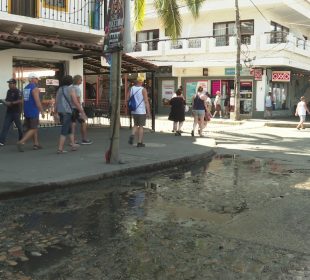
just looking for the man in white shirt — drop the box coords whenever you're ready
[128,77,151,147]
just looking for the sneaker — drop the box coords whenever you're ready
[0,142,4,146]
[137,143,145,148]
[128,135,134,145]
[81,140,93,145]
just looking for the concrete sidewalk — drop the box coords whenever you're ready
[0,126,216,198]
[0,115,308,198]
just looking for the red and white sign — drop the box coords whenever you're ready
[272,71,291,82]
[254,69,263,81]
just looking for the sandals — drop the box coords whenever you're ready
[71,144,79,151]
[33,144,43,150]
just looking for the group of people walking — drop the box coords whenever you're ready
[168,86,215,137]
[0,74,92,153]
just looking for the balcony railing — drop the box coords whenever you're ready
[0,0,104,30]
[265,31,289,44]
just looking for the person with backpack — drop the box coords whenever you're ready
[128,77,151,147]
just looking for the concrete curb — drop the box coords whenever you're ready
[0,149,216,200]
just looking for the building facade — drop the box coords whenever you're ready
[129,0,310,118]
[0,0,105,102]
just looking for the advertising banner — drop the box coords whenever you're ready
[162,80,175,105]
[185,80,208,104]
[103,0,124,53]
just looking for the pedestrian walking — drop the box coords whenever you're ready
[55,75,87,154]
[212,91,222,118]
[295,96,310,130]
[70,75,93,145]
[191,86,207,137]
[265,91,273,118]
[224,93,230,118]
[17,73,45,152]
[0,78,23,146]
[128,76,151,147]
[168,88,185,136]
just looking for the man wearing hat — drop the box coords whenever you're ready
[17,73,45,152]
[0,78,23,146]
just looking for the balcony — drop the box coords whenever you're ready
[0,0,104,31]
[131,32,310,61]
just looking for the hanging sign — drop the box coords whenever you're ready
[272,71,291,82]
[254,69,263,81]
[103,0,124,53]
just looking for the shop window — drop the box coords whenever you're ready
[213,20,254,46]
[271,83,289,110]
[136,29,159,51]
[43,0,67,11]
[269,22,289,44]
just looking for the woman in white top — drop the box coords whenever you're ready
[295,96,310,130]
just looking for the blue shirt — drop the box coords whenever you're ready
[23,83,39,118]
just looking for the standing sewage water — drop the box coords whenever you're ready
[0,155,309,280]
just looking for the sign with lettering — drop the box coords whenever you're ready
[254,69,263,81]
[103,0,124,52]
[272,71,290,82]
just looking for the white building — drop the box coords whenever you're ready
[129,0,310,118]
[0,0,108,102]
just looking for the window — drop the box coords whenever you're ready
[269,22,289,43]
[10,0,37,17]
[213,20,254,46]
[136,29,159,51]
[43,0,67,11]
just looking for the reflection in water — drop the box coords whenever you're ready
[1,155,309,279]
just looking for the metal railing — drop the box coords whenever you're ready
[265,31,289,44]
[0,0,104,30]
[188,38,201,48]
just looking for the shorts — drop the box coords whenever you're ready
[59,113,72,136]
[132,114,146,126]
[24,117,39,130]
[215,104,222,111]
[71,108,85,124]
[192,110,205,117]
[299,115,306,122]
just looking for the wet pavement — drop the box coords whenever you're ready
[0,155,309,280]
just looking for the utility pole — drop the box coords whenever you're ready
[104,0,124,164]
[232,0,241,121]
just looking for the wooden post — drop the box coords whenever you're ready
[109,51,122,163]
[232,0,241,121]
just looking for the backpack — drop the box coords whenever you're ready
[128,88,143,111]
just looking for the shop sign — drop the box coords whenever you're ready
[46,79,59,86]
[225,68,235,75]
[254,69,262,81]
[103,0,124,52]
[272,71,290,82]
